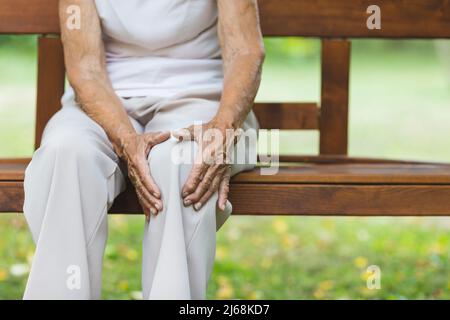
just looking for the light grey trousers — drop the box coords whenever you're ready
[23,88,258,299]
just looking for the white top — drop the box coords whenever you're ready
[65,0,224,100]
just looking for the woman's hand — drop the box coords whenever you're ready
[172,118,240,211]
[60,0,171,221]
[115,131,170,220]
[169,0,264,212]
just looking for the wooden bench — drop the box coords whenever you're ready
[1,0,450,216]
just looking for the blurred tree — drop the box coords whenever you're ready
[435,40,450,87]
[0,35,36,55]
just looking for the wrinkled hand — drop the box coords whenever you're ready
[172,118,241,211]
[115,131,170,220]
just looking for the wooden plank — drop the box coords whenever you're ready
[0,0,59,34]
[254,103,319,130]
[3,160,450,185]
[0,181,24,213]
[258,0,450,38]
[0,159,29,180]
[35,36,65,149]
[319,39,350,155]
[231,164,450,185]
[276,155,450,166]
[229,184,450,216]
[3,180,450,215]
[1,0,449,38]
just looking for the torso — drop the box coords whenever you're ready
[94,0,223,97]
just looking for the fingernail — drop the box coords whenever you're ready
[182,191,189,197]
[150,208,157,216]
[155,203,161,210]
[194,202,202,210]
[153,192,160,198]
[184,199,191,206]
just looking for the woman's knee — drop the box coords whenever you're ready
[35,107,116,167]
[147,139,197,186]
[42,132,92,159]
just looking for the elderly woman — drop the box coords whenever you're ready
[22,0,263,300]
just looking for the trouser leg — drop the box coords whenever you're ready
[127,90,258,300]
[141,139,217,300]
[23,105,130,299]
[139,94,226,300]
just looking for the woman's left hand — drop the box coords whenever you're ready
[172,117,240,211]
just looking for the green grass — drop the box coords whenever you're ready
[0,215,449,299]
[0,37,449,299]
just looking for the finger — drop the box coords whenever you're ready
[135,178,163,212]
[143,131,170,155]
[133,155,162,199]
[171,126,195,142]
[193,174,222,211]
[146,131,171,146]
[136,189,157,217]
[184,165,223,205]
[129,169,163,212]
[137,197,150,221]
[181,161,209,198]
[218,167,231,211]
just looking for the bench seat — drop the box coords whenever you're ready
[2,158,450,216]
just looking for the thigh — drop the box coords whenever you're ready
[144,97,219,133]
[41,105,144,154]
[144,96,258,176]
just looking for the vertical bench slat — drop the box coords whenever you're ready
[319,39,351,155]
[35,36,65,149]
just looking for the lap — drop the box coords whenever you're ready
[39,105,143,162]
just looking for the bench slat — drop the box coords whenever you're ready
[254,103,319,130]
[0,0,59,34]
[320,40,350,155]
[3,180,450,215]
[229,184,450,216]
[35,36,66,149]
[1,0,449,38]
[259,0,450,38]
[2,161,450,214]
[232,164,450,184]
[3,160,450,184]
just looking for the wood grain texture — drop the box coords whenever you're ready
[1,0,449,38]
[2,161,450,213]
[4,160,450,185]
[258,0,450,38]
[232,164,450,184]
[35,36,65,149]
[319,39,351,155]
[0,0,59,34]
[0,181,24,213]
[228,184,450,216]
[254,103,319,130]
[0,159,29,180]
[3,179,450,215]
[276,155,450,165]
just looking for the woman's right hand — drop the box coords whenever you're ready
[115,131,171,220]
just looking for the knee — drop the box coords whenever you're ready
[148,139,197,185]
[36,130,103,165]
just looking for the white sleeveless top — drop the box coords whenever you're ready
[92,0,223,97]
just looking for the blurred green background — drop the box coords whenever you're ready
[0,36,449,299]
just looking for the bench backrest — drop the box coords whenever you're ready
[1,0,449,155]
